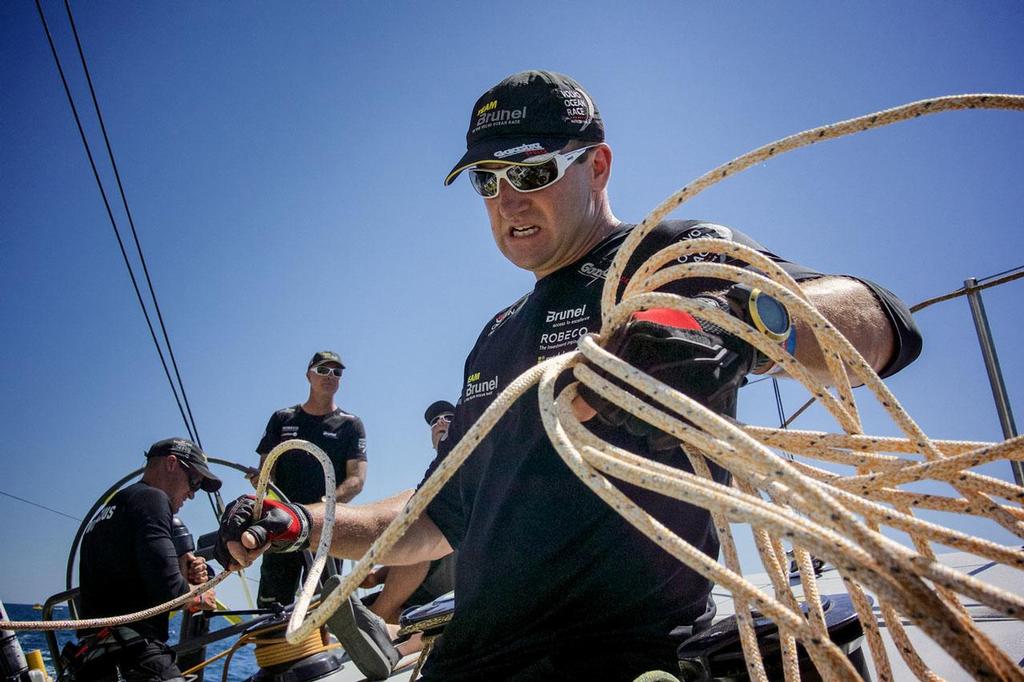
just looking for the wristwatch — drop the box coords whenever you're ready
[723,284,793,373]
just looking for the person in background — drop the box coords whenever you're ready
[75,437,219,681]
[253,350,368,608]
[361,400,458,624]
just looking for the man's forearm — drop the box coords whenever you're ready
[790,276,895,384]
[304,489,452,565]
[334,475,364,503]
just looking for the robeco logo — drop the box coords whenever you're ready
[540,326,587,345]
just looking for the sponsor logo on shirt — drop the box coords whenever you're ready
[322,431,338,439]
[84,505,116,535]
[357,438,367,453]
[464,371,499,402]
[539,325,589,350]
[539,304,593,353]
[488,293,531,336]
[577,261,608,285]
[675,224,733,264]
[545,304,587,324]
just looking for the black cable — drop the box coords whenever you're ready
[772,377,787,429]
[0,489,82,522]
[61,0,203,448]
[34,0,195,442]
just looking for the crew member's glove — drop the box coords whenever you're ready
[578,305,754,450]
[213,495,313,570]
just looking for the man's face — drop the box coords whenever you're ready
[307,362,342,396]
[430,414,452,450]
[481,147,602,279]
[170,457,202,513]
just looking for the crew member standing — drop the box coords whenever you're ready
[255,350,368,607]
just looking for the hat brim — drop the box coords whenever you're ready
[424,400,457,424]
[310,359,346,370]
[189,460,222,493]
[444,135,571,186]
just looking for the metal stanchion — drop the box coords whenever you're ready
[964,277,1023,486]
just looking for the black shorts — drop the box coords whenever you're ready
[76,639,183,682]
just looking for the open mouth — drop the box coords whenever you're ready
[511,225,539,238]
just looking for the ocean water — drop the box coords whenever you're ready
[7,603,259,681]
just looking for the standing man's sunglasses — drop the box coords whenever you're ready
[430,414,453,427]
[312,366,343,377]
[468,145,598,198]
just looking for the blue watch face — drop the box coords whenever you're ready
[754,294,790,336]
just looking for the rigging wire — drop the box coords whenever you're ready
[0,489,82,522]
[910,266,1024,314]
[62,0,202,447]
[33,0,201,447]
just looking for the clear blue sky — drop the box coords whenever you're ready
[2,1,1022,605]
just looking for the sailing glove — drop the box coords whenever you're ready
[577,305,754,450]
[214,495,313,570]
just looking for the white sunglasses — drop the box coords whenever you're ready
[468,145,599,198]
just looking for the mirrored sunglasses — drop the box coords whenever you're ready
[312,366,343,377]
[468,145,598,198]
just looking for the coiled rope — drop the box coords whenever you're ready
[4,94,1023,682]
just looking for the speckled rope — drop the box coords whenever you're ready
[5,94,1023,682]
[0,570,233,631]
[249,439,337,644]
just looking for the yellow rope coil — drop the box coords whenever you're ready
[252,624,334,668]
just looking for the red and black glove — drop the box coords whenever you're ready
[213,495,312,570]
[578,303,754,450]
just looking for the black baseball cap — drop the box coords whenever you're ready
[444,70,604,186]
[145,437,222,493]
[308,350,345,369]
[424,400,456,425]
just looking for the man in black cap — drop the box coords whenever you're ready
[218,71,922,679]
[253,350,368,608]
[361,400,457,624]
[76,437,220,681]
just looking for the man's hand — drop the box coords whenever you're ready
[189,588,217,613]
[183,553,209,584]
[359,566,390,589]
[578,307,753,449]
[213,495,313,570]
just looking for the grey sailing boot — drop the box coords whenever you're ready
[322,575,400,680]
